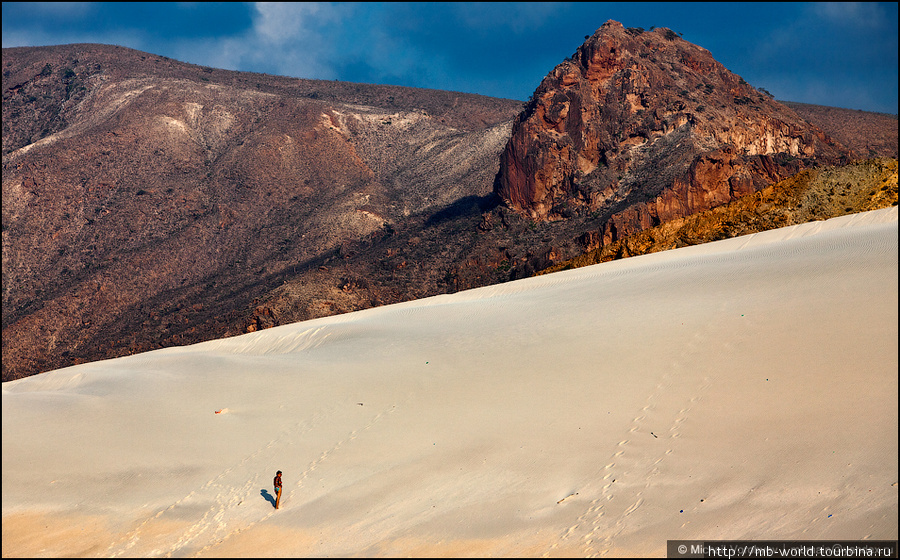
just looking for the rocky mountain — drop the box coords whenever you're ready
[2,28,895,381]
[495,20,849,236]
[2,44,521,380]
[783,101,898,160]
[537,158,898,275]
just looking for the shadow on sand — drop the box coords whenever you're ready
[260,488,277,508]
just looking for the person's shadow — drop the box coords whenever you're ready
[260,489,277,508]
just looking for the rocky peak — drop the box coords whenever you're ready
[495,20,850,228]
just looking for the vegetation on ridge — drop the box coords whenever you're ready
[536,158,898,275]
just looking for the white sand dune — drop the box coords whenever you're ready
[3,208,897,558]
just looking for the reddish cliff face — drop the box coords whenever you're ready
[495,20,849,232]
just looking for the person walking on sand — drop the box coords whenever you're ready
[274,470,283,509]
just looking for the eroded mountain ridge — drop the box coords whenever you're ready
[3,24,896,380]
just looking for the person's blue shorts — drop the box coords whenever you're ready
[275,487,282,494]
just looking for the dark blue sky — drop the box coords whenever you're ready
[3,2,897,114]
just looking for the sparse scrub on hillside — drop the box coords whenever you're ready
[536,159,898,276]
[782,101,898,159]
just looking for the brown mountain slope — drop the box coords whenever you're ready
[783,102,898,159]
[536,158,898,275]
[3,35,897,381]
[2,44,522,380]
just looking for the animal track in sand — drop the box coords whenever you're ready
[550,309,728,557]
[295,404,398,482]
[198,403,401,556]
[106,404,399,557]
[106,413,322,557]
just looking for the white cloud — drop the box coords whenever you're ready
[812,2,887,28]
[252,2,340,44]
[174,2,349,81]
